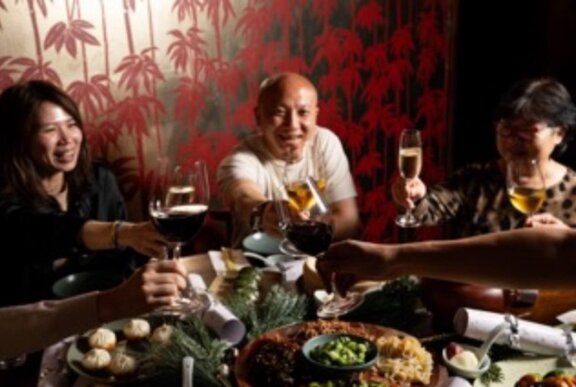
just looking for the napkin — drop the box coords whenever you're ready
[454,307,575,356]
[277,259,305,290]
[208,249,250,275]
[38,336,75,387]
[186,274,246,345]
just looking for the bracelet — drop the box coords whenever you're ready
[112,221,123,249]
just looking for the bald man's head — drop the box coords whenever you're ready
[254,73,320,161]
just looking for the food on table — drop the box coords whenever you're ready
[448,350,478,370]
[233,267,262,303]
[81,348,111,371]
[515,369,576,387]
[240,320,434,386]
[109,352,138,376]
[309,335,370,367]
[123,318,151,340]
[376,335,433,384]
[248,339,297,387]
[444,342,464,359]
[88,327,116,350]
[150,323,174,345]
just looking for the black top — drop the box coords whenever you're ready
[0,163,141,307]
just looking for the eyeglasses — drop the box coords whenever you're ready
[496,120,557,141]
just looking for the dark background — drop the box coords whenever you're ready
[452,0,576,171]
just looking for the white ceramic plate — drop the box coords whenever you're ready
[472,356,574,386]
[242,232,281,255]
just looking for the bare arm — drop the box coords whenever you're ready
[329,197,360,240]
[0,260,187,360]
[319,228,576,290]
[80,220,167,258]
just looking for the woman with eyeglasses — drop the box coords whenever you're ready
[392,77,576,233]
[391,77,576,328]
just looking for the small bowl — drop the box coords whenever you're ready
[442,343,491,380]
[302,333,378,374]
[52,271,123,298]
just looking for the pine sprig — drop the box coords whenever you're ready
[225,285,310,341]
[145,316,229,387]
[479,363,504,386]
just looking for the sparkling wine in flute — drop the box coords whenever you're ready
[399,147,422,179]
[508,187,546,215]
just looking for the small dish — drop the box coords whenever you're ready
[242,232,281,255]
[442,343,491,380]
[53,271,123,299]
[266,254,298,266]
[302,333,378,373]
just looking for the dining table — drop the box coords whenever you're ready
[2,250,575,387]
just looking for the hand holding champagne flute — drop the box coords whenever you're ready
[395,129,423,228]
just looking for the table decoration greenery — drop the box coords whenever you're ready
[141,277,424,386]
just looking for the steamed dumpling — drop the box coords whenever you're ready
[150,324,173,345]
[81,348,111,371]
[88,327,116,350]
[109,352,138,376]
[122,318,150,340]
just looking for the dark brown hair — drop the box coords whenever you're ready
[494,77,576,156]
[0,80,91,209]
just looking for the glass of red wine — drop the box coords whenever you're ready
[149,159,210,314]
[275,177,363,319]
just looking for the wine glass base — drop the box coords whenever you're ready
[317,292,364,319]
[395,217,420,228]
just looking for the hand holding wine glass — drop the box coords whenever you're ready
[276,177,363,319]
[395,129,423,228]
[148,159,211,314]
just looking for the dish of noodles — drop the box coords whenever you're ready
[235,320,445,387]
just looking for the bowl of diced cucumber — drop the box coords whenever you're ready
[302,333,378,374]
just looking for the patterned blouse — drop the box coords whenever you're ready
[413,160,576,236]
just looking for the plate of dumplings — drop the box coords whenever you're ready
[66,315,176,384]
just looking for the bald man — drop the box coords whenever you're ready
[218,72,359,246]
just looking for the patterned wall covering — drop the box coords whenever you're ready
[0,0,452,243]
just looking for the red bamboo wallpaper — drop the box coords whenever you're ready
[0,0,453,243]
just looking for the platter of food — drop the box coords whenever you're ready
[235,319,447,386]
[66,315,176,384]
[472,356,576,386]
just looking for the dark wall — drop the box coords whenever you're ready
[452,0,576,170]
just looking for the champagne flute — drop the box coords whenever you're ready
[503,158,545,338]
[276,177,363,319]
[395,129,423,228]
[149,159,211,314]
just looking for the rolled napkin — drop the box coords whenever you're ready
[186,274,246,345]
[454,307,574,356]
[201,301,246,345]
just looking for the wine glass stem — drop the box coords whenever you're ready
[173,243,182,260]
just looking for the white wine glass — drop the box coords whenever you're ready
[276,177,363,319]
[395,129,422,228]
[149,159,211,314]
[506,158,546,221]
[503,158,545,334]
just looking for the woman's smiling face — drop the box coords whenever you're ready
[31,102,83,178]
